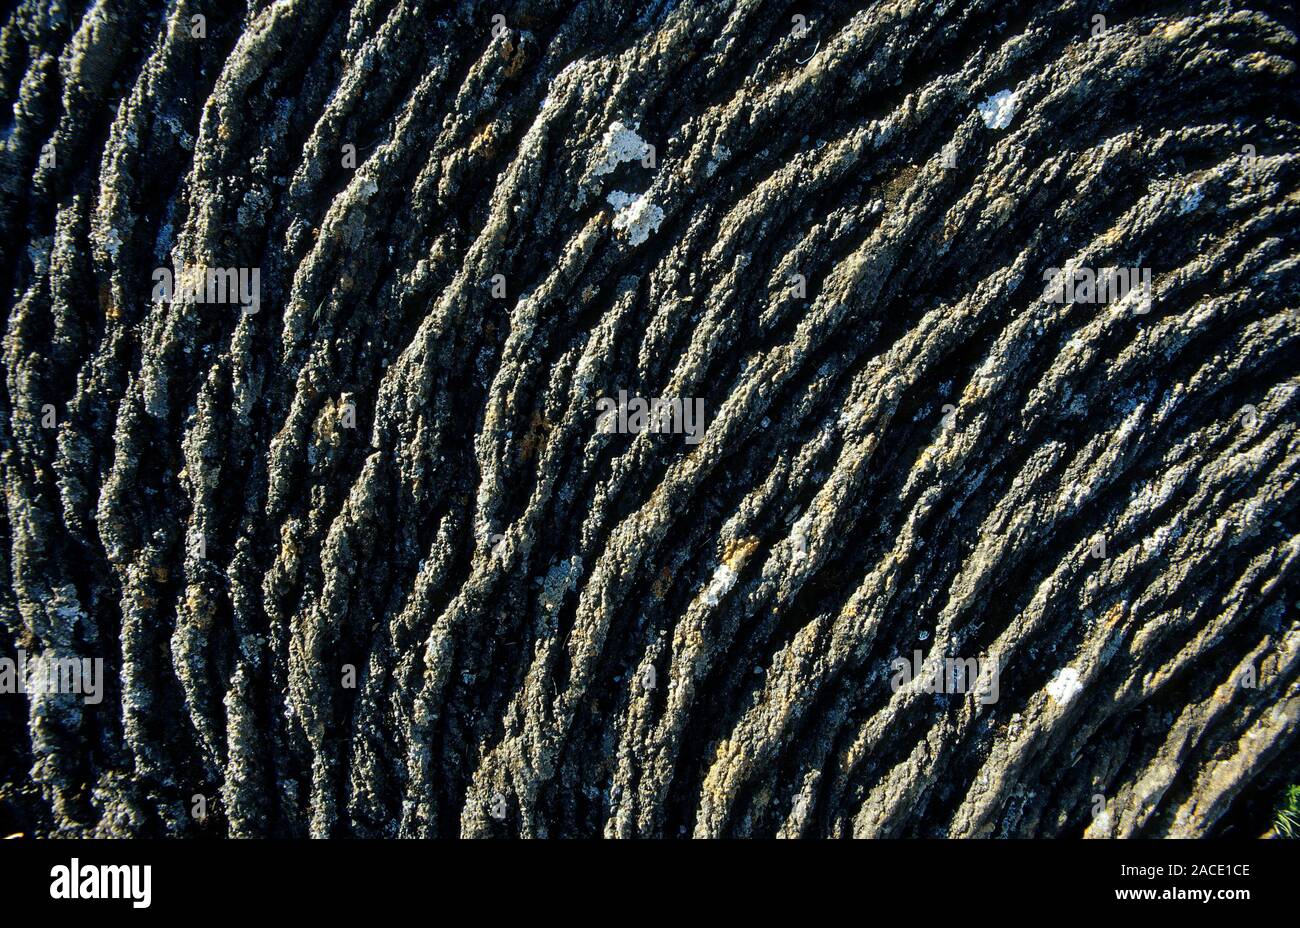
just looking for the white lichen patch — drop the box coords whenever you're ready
[540,556,583,613]
[977,89,1021,130]
[1046,666,1084,704]
[102,229,123,260]
[1091,808,1113,835]
[28,236,53,275]
[705,145,730,177]
[790,513,813,560]
[704,564,737,607]
[1179,186,1204,214]
[607,190,664,246]
[593,121,648,177]
[1142,522,1182,555]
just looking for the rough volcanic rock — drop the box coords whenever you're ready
[0,0,1298,838]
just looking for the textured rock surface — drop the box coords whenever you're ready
[1,0,1298,838]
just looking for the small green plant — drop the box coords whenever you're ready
[1274,784,1300,838]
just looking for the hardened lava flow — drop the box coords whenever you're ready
[0,0,1298,838]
